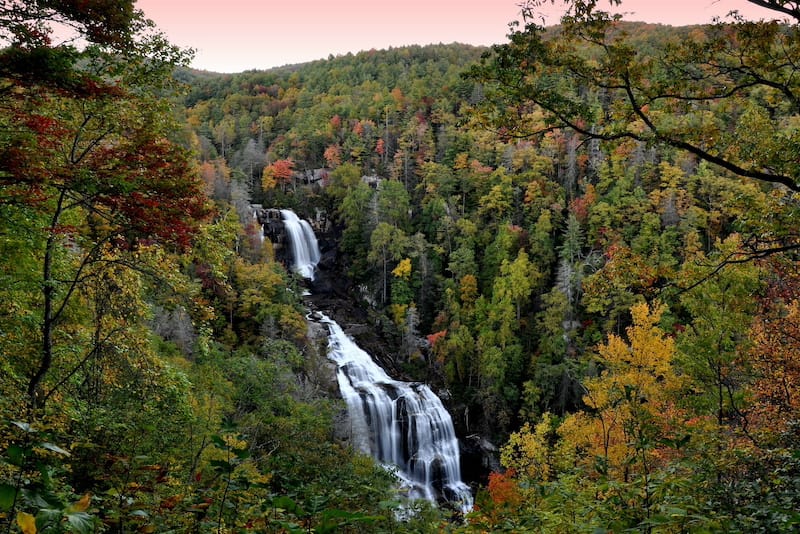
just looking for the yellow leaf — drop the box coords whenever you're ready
[391,257,412,279]
[71,493,91,513]
[16,511,36,534]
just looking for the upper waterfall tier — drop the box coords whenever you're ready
[279,209,320,280]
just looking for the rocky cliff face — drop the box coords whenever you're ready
[302,311,353,446]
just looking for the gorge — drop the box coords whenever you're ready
[265,208,473,512]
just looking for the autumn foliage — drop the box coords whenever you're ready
[262,158,294,191]
[6,0,800,531]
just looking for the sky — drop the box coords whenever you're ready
[134,0,785,73]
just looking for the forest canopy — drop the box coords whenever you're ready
[2,0,800,532]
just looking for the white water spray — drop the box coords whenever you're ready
[322,315,473,512]
[280,209,320,280]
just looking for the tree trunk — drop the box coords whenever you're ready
[27,190,67,411]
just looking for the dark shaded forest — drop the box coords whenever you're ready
[3,0,800,532]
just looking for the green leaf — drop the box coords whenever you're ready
[317,509,381,534]
[269,496,304,516]
[663,506,688,517]
[306,494,329,514]
[209,459,232,473]
[6,444,24,466]
[22,488,62,510]
[232,446,250,460]
[271,520,304,534]
[0,483,17,511]
[378,499,401,510]
[320,508,381,522]
[645,514,672,525]
[65,511,95,534]
[35,507,62,527]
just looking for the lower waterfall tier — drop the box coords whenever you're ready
[321,314,473,513]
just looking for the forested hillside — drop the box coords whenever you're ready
[3,0,800,532]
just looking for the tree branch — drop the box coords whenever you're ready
[668,242,800,296]
[746,0,800,22]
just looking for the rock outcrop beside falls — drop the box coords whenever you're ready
[303,311,342,399]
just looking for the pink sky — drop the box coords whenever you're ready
[135,0,784,73]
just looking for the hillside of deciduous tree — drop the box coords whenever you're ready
[3,0,800,532]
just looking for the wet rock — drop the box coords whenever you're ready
[461,434,500,485]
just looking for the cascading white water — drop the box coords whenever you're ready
[322,315,473,513]
[280,209,320,280]
[254,211,265,243]
[280,208,472,511]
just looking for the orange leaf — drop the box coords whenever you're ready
[71,493,91,512]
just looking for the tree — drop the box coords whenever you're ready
[0,0,138,96]
[495,249,542,321]
[262,158,294,192]
[337,179,375,278]
[325,162,361,204]
[1,1,138,48]
[367,222,409,305]
[234,137,266,183]
[748,259,800,439]
[376,179,411,230]
[556,213,589,330]
[467,1,800,194]
[502,302,691,530]
[0,1,208,410]
[477,169,514,223]
[323,143,342,167]
[676,235,762,429]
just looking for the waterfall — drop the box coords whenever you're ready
[253,211,265,243]
[322,316,473,513]
[280,209,320,280]
[277,209,472,511]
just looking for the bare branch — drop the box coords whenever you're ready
[747,0,800,22]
